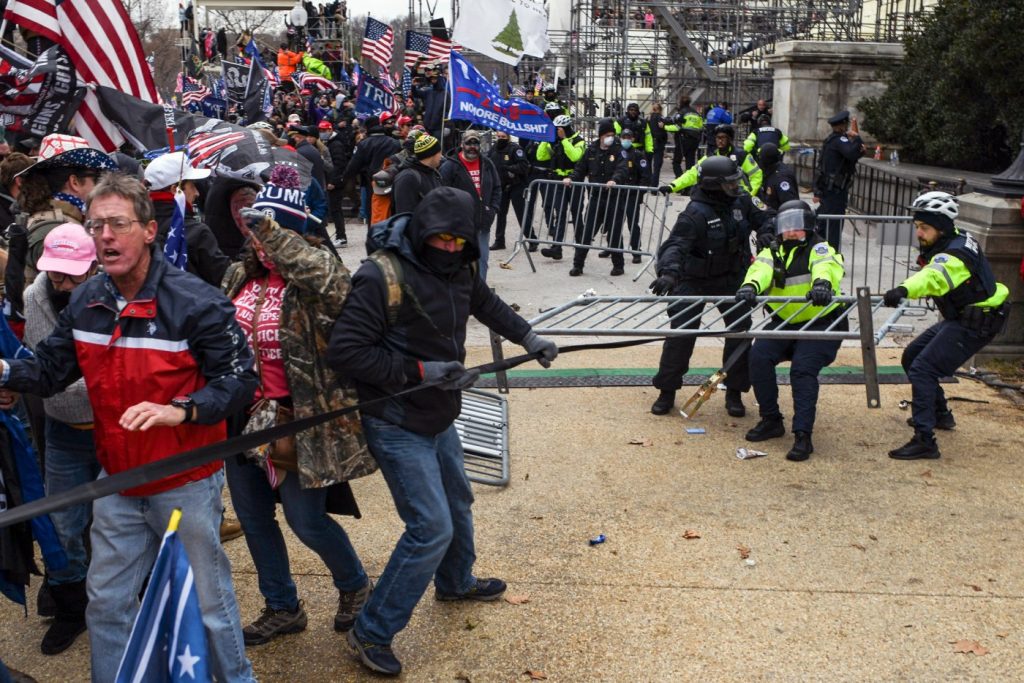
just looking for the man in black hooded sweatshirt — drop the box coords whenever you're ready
[327,187,557,677]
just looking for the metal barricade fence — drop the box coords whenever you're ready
[503,178,672,281]
[816,214,919,295]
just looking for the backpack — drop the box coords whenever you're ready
[364,213,477,326]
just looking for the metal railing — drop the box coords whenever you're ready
[504,178,673,281]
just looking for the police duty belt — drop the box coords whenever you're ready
[0,335,737,529]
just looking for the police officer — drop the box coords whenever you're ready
[758,143,800,211]
[742,113,790,161]
[735,200,845,461]
[813,110,865,252]
[566,117,629,277]
[488,131,530,250]
[660,124,763,197]
[538,115,587,261]
[616,127,651,264]
[883,191,1009,460]
[665,95,703,178]
[648,156,774,417]
[647,102,669,186]
[541,85,570,116]
[614,102,654,160]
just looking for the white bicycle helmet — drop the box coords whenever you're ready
[910,190,958,221]
[552,114,572,128]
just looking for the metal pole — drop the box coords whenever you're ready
[856,287,881,409]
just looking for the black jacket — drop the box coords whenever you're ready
[412,77,447,135]
[294,139,326,189]
[393,158,442,215]
[760,162,800,211]
[438,151,501,232]
[571,141,630,184]
[328,187,531,435]
[488,142,530,187]
[151,196,231,287]
[343,129,402,183]
[326,130,354,185]
[814,131,864,195]
[648,113,668,146]
[657,187,773,280]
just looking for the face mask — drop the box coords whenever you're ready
[602,135,615,147]
[319,133,331,142]
[782,237,806,250]
[621,140,633,149]
[46,279,72,313]
[495,138,509,149]
[420,247,466,276]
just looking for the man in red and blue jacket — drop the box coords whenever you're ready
[0,174,258,682]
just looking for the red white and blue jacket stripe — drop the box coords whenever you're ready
[3,251,257,495]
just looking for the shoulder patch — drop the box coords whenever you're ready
[933,254,949,264]
[780,180,791,191]
[639,159,647,167]
[840,136,849,142]
[621,150,629,158]
[515,148,524,157]
[751,196,766,210]
[814,243,829,255]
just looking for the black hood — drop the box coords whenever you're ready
[406,186,480,261]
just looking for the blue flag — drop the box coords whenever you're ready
[355,73,395,118]
[245,38,266,70]
[447,51,554,142]
[163,191,188,271]
[116,510,210,683]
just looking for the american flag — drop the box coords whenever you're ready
[177,74,210,107]
[4,0,160,151]
[351,63,362,88]
[401,67,412,98]
[377,66,393,90]
[263,66,280,88]
[404,30,458,69]
[186,130,248,167]
[0,45,50,116]
[510,83,526,98]
[163,191,188,271]
[293,72,335,92]
[361,17,394,69]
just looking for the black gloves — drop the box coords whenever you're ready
[735,284,758,305]
[420,361,480,391]
[755,231,775,250]
[807,279,834,306]
[522,331,559,368]
[883,286,908,308]
[657,185,673,195]
[649,273,678,296]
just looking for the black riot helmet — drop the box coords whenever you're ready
[758,142,781,169]
[775,199,817,234]
[697,156,744,197]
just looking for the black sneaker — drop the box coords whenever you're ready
[786,431,814,462]
[905,411,955,430]
[540,247,562,260]
[527,243,539,252]
[725,389,746,417]
[334,582,372,632]
[243,602,307,645]
[569,267,584,276]
[347,630,402,676]
[745,416,785,442]
[610,266,625,276]
[632,254,642,264]
[489,241,506,251]
[598,250,611,258]
[650,390,675,415]
[889,433,941,460]
[436,577,507,602]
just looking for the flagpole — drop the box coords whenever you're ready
[167,507,182,533]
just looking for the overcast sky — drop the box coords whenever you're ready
[347,0,453,25]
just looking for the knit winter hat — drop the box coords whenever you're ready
[252,165,307,233]
[414,134,441,160]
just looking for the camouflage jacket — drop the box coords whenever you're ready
[223,218,376,488]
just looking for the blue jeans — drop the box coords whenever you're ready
[44,418,100,585]
[477,228,490,282]
[355,416,477,646]
[225,456,368,611]
[86,469,254,683]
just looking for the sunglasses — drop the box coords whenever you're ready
[435,232,467,246]
[83,216,143,235]
[47,271,92,285]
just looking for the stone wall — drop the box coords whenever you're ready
[766,41,904,146]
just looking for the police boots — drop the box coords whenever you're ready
[905,411,956,431]
[745,416,785,441]
[725,389,746,417]
[650,390,675,415]
[889,432,941,460]
[786,432,814,462]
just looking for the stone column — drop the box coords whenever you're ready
[957,191,1024,361]
[765,41,904,146]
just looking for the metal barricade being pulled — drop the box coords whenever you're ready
[504,178,672,281]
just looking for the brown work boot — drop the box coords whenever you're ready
[219,517,244,543]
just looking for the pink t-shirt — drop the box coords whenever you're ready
[233,271,290,399]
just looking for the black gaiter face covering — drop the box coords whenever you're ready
[420,248,466,276]
[46,279,72,313]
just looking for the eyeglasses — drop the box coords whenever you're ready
[47,271,91,285]
[435,232,467,246]
[83,216,143,236]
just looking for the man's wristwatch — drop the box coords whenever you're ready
[170,396,195,423]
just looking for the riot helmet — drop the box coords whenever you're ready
[698,156,744,197]
[775,199,816,234]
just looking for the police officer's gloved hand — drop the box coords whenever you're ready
[883,286,908,308]
[735,284,758,305]
[420,361,480,391]
[807,279,833,306]
[755,231,775,251]
[522,330,558,368]
[657,185,673,195]
[649,273,678,296]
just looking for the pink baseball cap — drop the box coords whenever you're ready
[36,223,97,276]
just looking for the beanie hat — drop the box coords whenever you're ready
[597,118,615,137]
[414,134,441,160]
[252,165,307,233]
[913,210,955,236]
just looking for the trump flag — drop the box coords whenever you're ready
[447,51,553,142]
[115,509,210,683]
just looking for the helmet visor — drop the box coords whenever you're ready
[720,171,744,197]
[776,207,807,234]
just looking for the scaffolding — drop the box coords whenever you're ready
[548,0,932,125]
